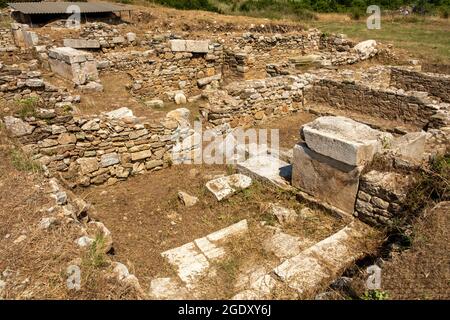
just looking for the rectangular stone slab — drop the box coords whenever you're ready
[292,143,361,214]
[63,38,101,49]
[302,116,391,166]
[237,154,292,190]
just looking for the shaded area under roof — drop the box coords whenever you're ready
[7,2,132,14]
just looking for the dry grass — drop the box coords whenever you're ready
[0,127,141,299]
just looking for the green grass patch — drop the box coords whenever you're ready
[308,17,450,63]
[361,289,389,300]
[10,149,43,173]
[83,235,109,268]
[404,153,450,214]
[16,97,40,119]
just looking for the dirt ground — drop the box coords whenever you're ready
[256,111,317,149]
[0,128,141,299]
[78,163,345,296]
[380,202,449,299]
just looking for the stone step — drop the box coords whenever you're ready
[272,220,377,298]
[237,153,293,190]
[160,219,248,289]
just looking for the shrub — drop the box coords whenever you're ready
[237,0,317,21]
[404,153,450,214]
[349,7,364,20]
[439,7,449,18]
[362,289,389,300]
[152,0,220,13]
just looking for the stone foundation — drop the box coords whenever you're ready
[355,170,415,227]
[390,67,450,103]
[304,79,438,129]
[202,75,309,127]
[4,108,193,188]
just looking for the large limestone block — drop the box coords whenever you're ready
[302,116,392,166]
[169,39,186,52]
[4,116,34,137]
[49,47,91,64]
[237,154,292,190]
[353,40,377,58]
[185,40,210,53]
[169,39,210,53]
[48,47,98,85]
[292,143,361,214]
[23,31,38,48]
[390,132,427,163]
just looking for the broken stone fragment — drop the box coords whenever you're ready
[178,191,199,207]
[54,191,67,205]
[174,92,187,105]
[205,174,252,201]
[38,217,57,230]
[353,39,377,58]
[75,236,94,247]
[80,81,103,93]
[105,107,133,119]
[390,131,427,164]
[145,99,164,108]
[269,204,297,225]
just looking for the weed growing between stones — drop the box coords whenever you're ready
[84,235,109,268]
[10,148,43,173]
[16,97,40,118]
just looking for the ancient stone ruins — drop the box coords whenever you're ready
[0,8,448,300]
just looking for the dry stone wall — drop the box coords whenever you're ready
[422,63,450,75]
[201,75,310,127]
[356,170,414,227]
[129,41,223,100]
[390,67,450,103]
[0,63,78,107]
[4,108,192,188]
[0,28,16,52]
[304,79,439,129]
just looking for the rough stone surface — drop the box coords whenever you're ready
[237,154,292,189]
[178,191,199,207]
[273,221,374,297]
[148,278,189,300]
[205,174,252,201]
[302,116,392,166]
[292,143,361,214]
[4,116,34,137]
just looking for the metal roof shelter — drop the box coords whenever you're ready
[7,2,132,15]
[8,2,133,25]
